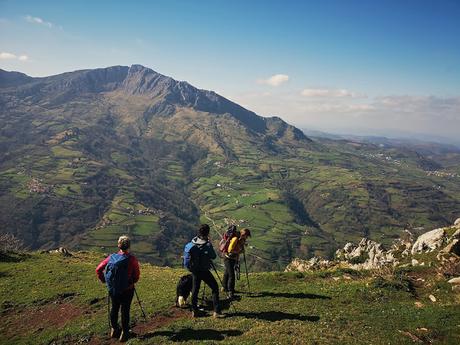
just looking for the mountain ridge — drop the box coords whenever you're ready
[0,65,308,140]
[1,65,460,270]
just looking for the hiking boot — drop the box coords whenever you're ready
[213,311,225,319]
[110,327,121,338]
[119,330,130,342]
[192,309,203,318]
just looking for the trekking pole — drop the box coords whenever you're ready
[243,250,251,295]
[211,262,237,313]
[134,288,147,321]
[235,261,241,281]
[107,293,111,332]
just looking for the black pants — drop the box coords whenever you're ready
[191,270,221,313]
[223,258,237,293]
[110,289,134,333]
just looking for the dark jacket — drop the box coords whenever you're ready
[191,236,216,271]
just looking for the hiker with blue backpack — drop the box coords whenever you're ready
[96,235,140,342]
[183,224,224,318]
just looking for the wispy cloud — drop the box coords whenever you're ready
[257,74,289,87]
[231,90,460,141]
[301,88,364,98]
[0,52,16,60]
[25,15,54,28]
[0,52,29,61]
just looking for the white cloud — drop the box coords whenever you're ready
[257,74,289,87]
[0,52,29,62]
[301,88,363,98]
[0,52,16,60]
[25,15,53,28]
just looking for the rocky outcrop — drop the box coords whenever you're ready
[286,219,460,273]
[285,257,335,272]
[411,228,448,254]
[43,247,73,257]
[335,238,398,269]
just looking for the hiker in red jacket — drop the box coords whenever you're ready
[96,235,140,342]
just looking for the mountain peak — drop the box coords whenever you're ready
[0,69,33,88]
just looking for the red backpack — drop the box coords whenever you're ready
[219,225,239,254]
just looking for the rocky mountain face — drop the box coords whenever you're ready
[1,65,460,269]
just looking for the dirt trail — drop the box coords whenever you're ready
[88,307,189,344]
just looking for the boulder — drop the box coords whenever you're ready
[411,228,447,254]
[442,239,460,255]
[447,277,460,285]
[454,218,460,226]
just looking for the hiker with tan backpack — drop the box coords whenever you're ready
[221,227,251,299]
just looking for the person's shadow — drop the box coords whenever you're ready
[140,328,243,341]
[231,311,320,322]
[247,291,332,300]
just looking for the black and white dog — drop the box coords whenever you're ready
[175,274,193,307]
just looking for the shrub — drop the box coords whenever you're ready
[0,233,24,253]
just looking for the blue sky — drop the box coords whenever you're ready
[1,0,459,142]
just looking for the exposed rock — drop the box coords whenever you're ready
[336,238,397,269]
[452,285,460,293]
[287,221,460,273]
[452,229,460,239]
[447,277,460,285]
[454,218,460,226]
[411,228,447,254]
[428,294,437,302]
[285,257,334,272]
[442,239,460,255]
[49,247,72,257]
[414,301,424,308]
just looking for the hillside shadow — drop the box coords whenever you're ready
[248,291,332,300]
[0,252,30,263]
[232,311,320,322]
[140,328,243,341]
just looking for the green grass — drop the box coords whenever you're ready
[51,146,82,159]
[0,252,459,344]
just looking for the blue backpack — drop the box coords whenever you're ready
[104,253,130,296]
[183,242,204,272]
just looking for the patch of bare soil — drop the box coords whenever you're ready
[1,301,86,338]
[133,307,189,336]
[88,307,189,344]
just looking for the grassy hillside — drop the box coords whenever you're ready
[1,250,459,344]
